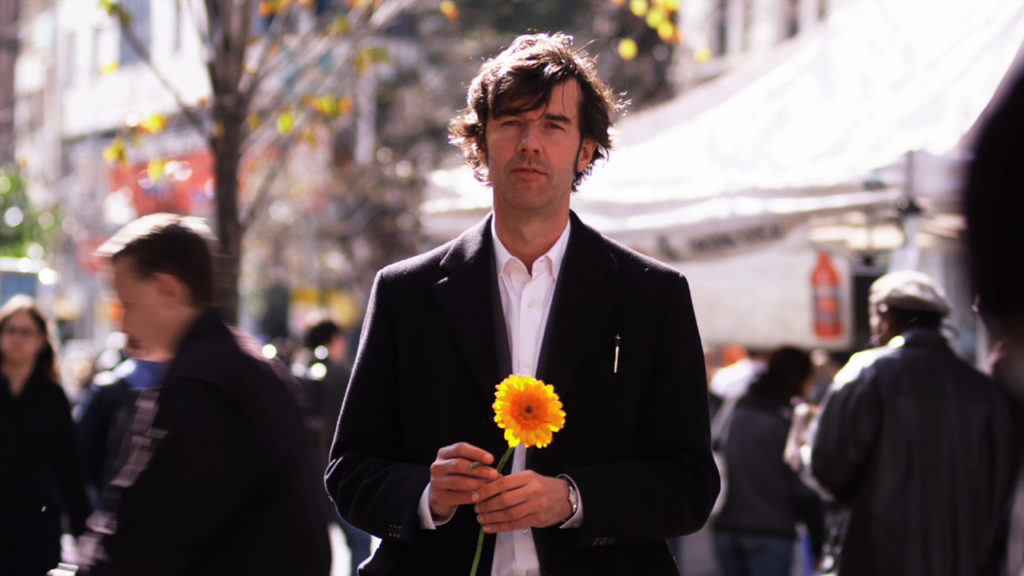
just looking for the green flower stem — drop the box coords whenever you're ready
[469,445,516,576]
[493,445,515,477]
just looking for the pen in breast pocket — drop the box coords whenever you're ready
[613,334,621,374]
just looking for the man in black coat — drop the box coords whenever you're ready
[74,213,330,576]
[809,270,1016,575]
[964,67,1024,575]
[325,33,719,575]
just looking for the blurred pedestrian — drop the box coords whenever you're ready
[710,346,766,400]
[75,336,167,507]
[712,346,824,576]
[0,295,91,576]
[74,213,330,576]
[704,347,724,418]
[964,67,1024,575]
[807,270,1016,575]
[807,349,840,406]
[300,317,372,574]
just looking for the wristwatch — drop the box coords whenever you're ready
[565,477,579,518]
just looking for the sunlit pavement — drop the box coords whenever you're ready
[61,526,356,576]
[63,523,793,576]
[675,527,717,576]
[329,523,353,576]
[675,525,819,576]
[327,525,714,576]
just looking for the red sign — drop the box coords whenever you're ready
[108,150,216,218]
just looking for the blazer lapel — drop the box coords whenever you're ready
[536,212,619,400]
[434,215,511,403]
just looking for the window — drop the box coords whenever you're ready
[714,0,729,56]
[172,0,182,54]
[785,0,800,38]
[61,31,76,88]
[119,0,151,67]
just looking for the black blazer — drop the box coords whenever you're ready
[327,212,719,575]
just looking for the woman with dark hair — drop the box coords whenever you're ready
[0,295,90,575]
[711,346,824,576]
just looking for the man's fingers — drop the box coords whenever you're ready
[478,503,534,533]
[476,490,546,533]
[430,485,479,508]
[430,458,500,484]
[428,442,502,520]
[430,468,496,491]
[473,472,569,531]
[472,473,526,505]
[437,442,495,465]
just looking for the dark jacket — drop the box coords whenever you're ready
[0,373,91,575]
[78,310,331,576]
[993,342,1024,575]
[302,358,351,521]
[811,328,1016,576]
[713,390,824,555]
[77,359,166,502]
[303,358,350,471]
[326,213,719,575]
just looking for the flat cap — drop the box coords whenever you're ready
[870,270,951,317]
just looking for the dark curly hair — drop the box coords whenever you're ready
[449,32,624,192]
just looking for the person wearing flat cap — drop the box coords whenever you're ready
[806,270,1016,576]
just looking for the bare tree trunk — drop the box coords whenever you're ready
[0,0,20,166]
[212,96,245,323]
[205,0,254,324]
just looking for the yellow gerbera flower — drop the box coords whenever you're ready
[471,375,566,576]
[493,375,565,448]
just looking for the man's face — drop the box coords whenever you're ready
[870,307,897,346]
[481,79,597,219]
[112,259,176,361]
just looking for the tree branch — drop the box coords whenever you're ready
[240,127,303,230]
[239,0,296,102]
[239,0,441,229]
[241,39,361,158]
[117,9,210,142]
[239,0,424,159]
[185,0,211,61]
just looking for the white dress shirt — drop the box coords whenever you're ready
[417,217,582,576]
[490,218,568,576]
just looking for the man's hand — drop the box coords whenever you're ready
[473,472,572,533]
[428,443,500,519]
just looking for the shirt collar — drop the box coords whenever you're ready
[491,215,571,280]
